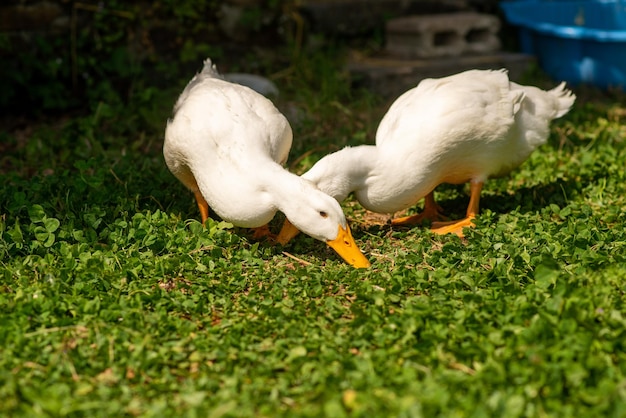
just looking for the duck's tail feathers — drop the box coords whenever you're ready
[200,58,223,79]
[549,82,576,118]
[186,58,223,87]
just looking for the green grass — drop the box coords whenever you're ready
[1,49,626,417]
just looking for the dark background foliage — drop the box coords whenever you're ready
[0,0,509,117]
[0,0,290,115]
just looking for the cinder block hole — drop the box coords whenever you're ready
[433,31,460,47]
[465,28,491,44]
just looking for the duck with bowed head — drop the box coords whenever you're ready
[164,58,370,268]
[277,69,576,244]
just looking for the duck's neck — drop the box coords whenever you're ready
[302,145,379,203]
[260,161,317,213]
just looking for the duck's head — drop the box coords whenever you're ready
[277,189,370,269]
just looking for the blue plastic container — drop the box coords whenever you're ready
[501,0,626,88]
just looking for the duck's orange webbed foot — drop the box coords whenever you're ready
[251,224,276,242]
[391,192,447,226]
[430,216,476,238]
[429,181,483,238]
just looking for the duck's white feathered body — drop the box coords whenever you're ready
[164,63,291,227]
[164,59,370,267]
[301,69,575,235]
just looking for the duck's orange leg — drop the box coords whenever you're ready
[431,182,482,237]
[391,192,447,226]
[194,190,210,224]
[192,189,274,240]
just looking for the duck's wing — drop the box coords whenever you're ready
[238,87,292,166]
[170,58,292,165]
[375,69,522,151]
[172,59,224,117]
[167,57,292,169]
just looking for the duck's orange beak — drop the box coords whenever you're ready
[326,224,371,268]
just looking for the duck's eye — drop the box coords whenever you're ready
[319,211,328,218]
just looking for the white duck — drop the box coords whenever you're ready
[277,69,575,242]
[164,58,370,268]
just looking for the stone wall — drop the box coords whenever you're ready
[1,1,69,32]
[0,0,496,44]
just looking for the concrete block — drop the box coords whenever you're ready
[298,0,471,36]
[386,13,501,59]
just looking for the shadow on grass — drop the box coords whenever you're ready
[455,176,582,218]
[363,174,589,236]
